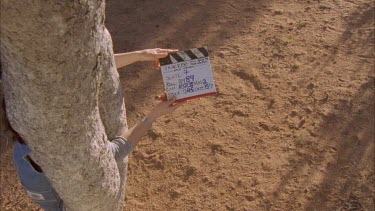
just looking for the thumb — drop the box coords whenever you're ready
[156,52,168,58]
[155,92,167,101]
[168,96,177,105]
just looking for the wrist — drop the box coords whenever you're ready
[135,50,146,61]
[146,112,158,123]
[142,116,153,129]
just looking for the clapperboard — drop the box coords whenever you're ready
[159,46,217,102]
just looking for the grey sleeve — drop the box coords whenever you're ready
[108,136,134,161]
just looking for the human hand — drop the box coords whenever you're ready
[155,92,168,101]
[147,95,184,122]
[137,48,179,69]
[138,48,178,62]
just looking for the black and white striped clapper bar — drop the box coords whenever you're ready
[159,47,209,65]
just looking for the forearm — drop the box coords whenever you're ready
[108,113,157,161]
[114,48,178,69]
[114,51,142,69]
[122,113,157,147]
[108,97,180,161]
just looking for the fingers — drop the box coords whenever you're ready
[155,52,168,58]
[167,96,176,106]
[155,49,179,58]
[162,96,177,107]
[157,48,179,53]
[152,96,186,118]
[165,99,185,113]
[170,101,187,115]
[161,92,168,101]
[153,60,160,70]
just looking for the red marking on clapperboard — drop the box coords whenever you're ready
[175,92,217,103]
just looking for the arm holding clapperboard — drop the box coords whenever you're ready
[108,48,185,161]
[114,48,179,69]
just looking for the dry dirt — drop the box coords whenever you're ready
[1,0,374,210]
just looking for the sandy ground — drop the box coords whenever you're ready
[1,0,374,210]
